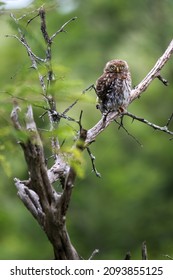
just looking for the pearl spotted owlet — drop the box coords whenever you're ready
[95,59,132,113]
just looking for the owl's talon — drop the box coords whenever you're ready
[102,110,111,122]
[117,106,125,114]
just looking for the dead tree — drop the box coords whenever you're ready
[9,8,173,259]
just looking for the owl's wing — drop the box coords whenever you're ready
[95,74,108,99]
[96,74,116,113]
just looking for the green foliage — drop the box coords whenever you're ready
[1,0,173,260]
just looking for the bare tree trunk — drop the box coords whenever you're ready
[12,105,80,259]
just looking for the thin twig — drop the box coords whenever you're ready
[163,254,173,260]
[83,84,96,94]
[124,251,131,260]
[75,110,88,151]
[88,249,99,260]
[142,241,148,260]
[78,110,83,129]
[5,34,45,64]
[124,111,173,136]
[12,7,40,22]
[27,13,39,26]
[63,99,79,115]
[86,147,101,177]
[50,17,77,42]
[166,112,173,127]
[52,111,78,123]
[114,119,143,147]
[156,73,169,86]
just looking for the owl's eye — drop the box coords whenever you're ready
[110,65,116,71]
[120,64,125,70]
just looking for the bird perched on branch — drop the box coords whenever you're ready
[95,59,132,114]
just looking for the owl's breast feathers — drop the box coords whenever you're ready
[96,72,128,95]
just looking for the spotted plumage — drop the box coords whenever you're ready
[95,59,132,113]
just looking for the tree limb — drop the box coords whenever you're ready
[130,39,173,102]
[85,39,173,146]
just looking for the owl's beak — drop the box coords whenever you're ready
[116,67,120,73]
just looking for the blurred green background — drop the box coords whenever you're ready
[1,0,173,260]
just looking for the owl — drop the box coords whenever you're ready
[95,59,132,113]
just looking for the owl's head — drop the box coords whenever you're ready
[104,59,129,73]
